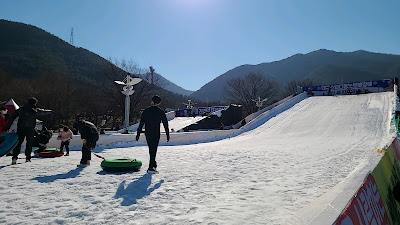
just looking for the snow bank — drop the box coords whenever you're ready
[117,111,176,133]
[329,138,400,225]
[232,93,296,129]
[47,93,308,149]
[116,111,206,134]
[1,92,396,225]
[286,92,397,224]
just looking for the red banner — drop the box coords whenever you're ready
[334,174,389,225]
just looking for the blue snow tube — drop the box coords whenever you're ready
[0,132,19,157]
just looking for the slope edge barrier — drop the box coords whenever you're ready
[46,92,308,148]
[333,138,400,225]
[232,94,296,129]
[286,138,400,225]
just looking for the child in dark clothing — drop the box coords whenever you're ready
[33,127,52,154]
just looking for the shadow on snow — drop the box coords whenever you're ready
[115,173,164,206]
[97,170,140,175]
[31,167,84,183]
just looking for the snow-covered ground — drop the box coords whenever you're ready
[166,116,206,132]
[0,93,395,225]
[118,115,205,133]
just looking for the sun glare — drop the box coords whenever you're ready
[172,0,212,8]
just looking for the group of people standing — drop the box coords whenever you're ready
[0,97,99,166]
[2,97,53,164]
[1,95,169,173]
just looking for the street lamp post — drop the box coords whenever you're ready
[252,96,268,111]
[149,66,155,85]
[183,100,195,109]
[183,100,196,117]
[114,75,142,133]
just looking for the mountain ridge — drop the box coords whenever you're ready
[1,19,400,103]
[0,19,190,96]
[154,73,194,96]
[189,49,400,102]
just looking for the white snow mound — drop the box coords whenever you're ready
[0,92,395,224]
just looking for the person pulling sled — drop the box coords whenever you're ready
[76,120,99,167]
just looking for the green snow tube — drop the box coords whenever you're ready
[101,158,142,172]
[45,148,60,151]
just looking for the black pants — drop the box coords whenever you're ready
[36,146,46,153]
[13,127,35,160]
[146,135,160,169]
[80,142,95,164]
[60,141,70,154]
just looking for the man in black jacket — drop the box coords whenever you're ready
[4,97,53,164]
[76,120,99,166]
[136,95,170,173]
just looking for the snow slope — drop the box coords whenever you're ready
[166,116,206,132]
[0,93,395,225]
[117,114,205,133]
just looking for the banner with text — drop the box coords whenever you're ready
[372,139,400,224]
[301,79,394,96]
[333,173,389,225]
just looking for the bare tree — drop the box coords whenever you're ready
[226,73,279,116]
[283,78,315,97]
[101,58,164,125]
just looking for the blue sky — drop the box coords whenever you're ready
[0,0,399,91]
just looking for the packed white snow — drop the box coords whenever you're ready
[0,93,395,225]
[119,116,205,133]
[166,116,206,132]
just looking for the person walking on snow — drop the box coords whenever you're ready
[76,120,99,167]
[57,125,73,156]
[0,106,9,135]
[3,97,53,164]
[136,95,170,173]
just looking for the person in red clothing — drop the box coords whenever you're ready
[0,106,9,135]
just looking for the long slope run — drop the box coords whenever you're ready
[0,93,395,224]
